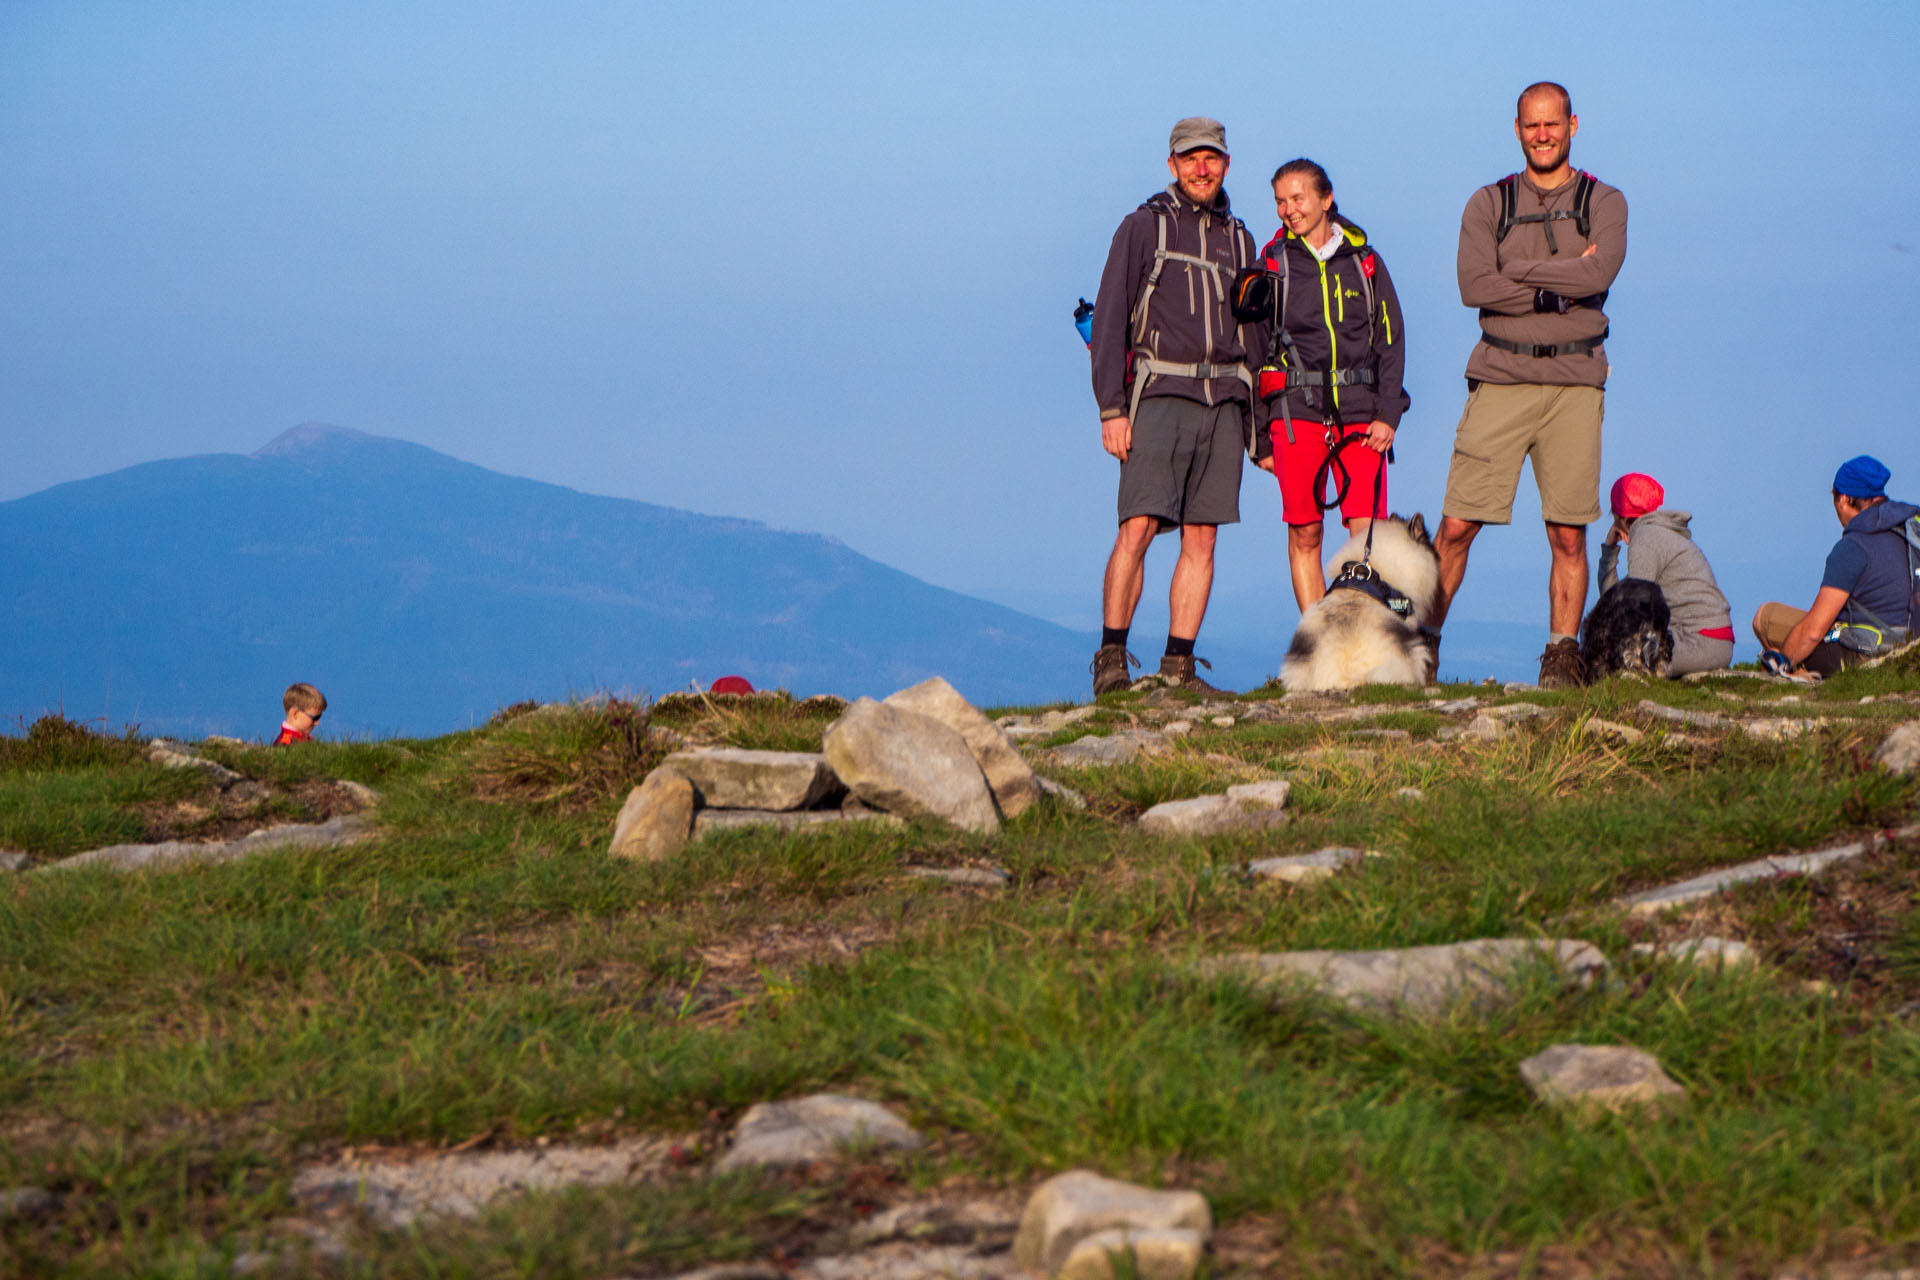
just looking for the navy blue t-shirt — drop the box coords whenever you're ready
[1822,501,1920,628]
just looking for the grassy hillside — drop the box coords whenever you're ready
[4,666,1920,1278]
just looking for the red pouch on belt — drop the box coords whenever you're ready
[1257,367,1287,398]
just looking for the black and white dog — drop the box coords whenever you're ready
[1580,578,1674,679]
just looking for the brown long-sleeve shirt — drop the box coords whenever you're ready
[1458,172,1627,387]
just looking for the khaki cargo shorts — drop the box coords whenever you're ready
[1441,382,1603,526]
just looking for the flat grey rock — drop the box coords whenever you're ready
[1440,713,1508,742]
[1046,730,1166,768]
[824,700,999,835]
[714,1094,924,1173]
[906,865,1009,887]
[1637,700,1732,730]
[1579,718,1645,744]
[1874,723,1920,774]
[291,1136,676,1228]
[1741,717,1821,741]
[664,749,844,811]
[336,780,383,808]
[1035,776,1088,811]
[886,677,1040,818]
[1484,702,1552,721]
[693,808,901,835]
[610,769,695,862]
[48,814,374,873]
[1614,824,1920,915]
[1248,846,1369,884]
[1194,938,1608,1015]
[1013,1170,1211,1276]
[1137,794,1288,839]
[147,739,245,786]
[1519,1043,1687,1113]
[0,1186,58,1220]
[1433,697,1481,714]
[1224,779,1291,809]
[0,850,30,872]
[1630,936,1754,968]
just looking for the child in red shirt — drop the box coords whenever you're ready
[273,682,326,745]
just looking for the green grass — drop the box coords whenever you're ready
[4,684,1920,1276]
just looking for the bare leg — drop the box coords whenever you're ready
[1167,522,1217,639]
[1428,515,1483,630]
[1286,521,1326,611]
[1545,521,1589,637]
[1102,515,1159,631]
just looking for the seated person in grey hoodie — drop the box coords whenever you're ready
[1752,455,1920,677]
[1599,472,1734,676]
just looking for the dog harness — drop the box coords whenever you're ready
[1325,559,1414,619]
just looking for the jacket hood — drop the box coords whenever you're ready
[1146,184,1234,220]
[1634,508,1694,537]
[1848,499,1920,535]
[1264,214,1371,257]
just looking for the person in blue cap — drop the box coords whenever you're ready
[1751,455,1920,676]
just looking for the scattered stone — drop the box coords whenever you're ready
[1873,723,1920,775]
[906,866,1009,888]
[1742,717,1821,741]
[1502,682,1538,693]
[1630,936,1754,969]
[1162,720,1194,738]
[1248,846,1369,884]
[824,700,999,836]
[609,769,695,862]
[1193,938,1608,1015]
[1579,718,1645,745]
[886,677,1041,818]
[1637,700,1732,730]
[1350,727,1411,741]
[997,705,1099,740]
[1013,1170,1211,1277]
[1059,1226,1207,1280]
[1681,667,1772,683]
[1485,702,1552,722]
[693,809,900,836]
[0,850,29,872]
[1209,715,1235,728]
[1045,730,1167,768]
[1394,786,1426,802]
[203,734,245,745]
[1035,776,1088,811]
[47,814,375,873]
[1225,779,1291,809]
[1139,795,1284,839]
[1440,713,1509,743]
[146,739,246,786]
[291,1136,677,1228]
[336,780,383,809]
[0,1186,58,1220]
[844,1197,1019,1250]
[1290,746,1379,769]
[714,1094,925,1173]
[664,749,844,811]
[1615,824,1920,915]
[1518,1044,1687,1114]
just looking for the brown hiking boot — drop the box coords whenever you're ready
[1537,638,1587,690]
[1158,653,1226,694]
[1091,644,1140,696]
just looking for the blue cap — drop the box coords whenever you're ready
[1834,455,1891,499]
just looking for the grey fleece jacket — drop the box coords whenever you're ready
[1597,508,1732,637]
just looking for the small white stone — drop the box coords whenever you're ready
[1209,715,1235,728]
[1394,786,1425,802]
[1162,720,1194,738]
[1059,1226,1207,1279]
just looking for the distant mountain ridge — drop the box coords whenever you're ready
[1,425,1091,738]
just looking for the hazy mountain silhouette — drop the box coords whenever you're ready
[1,425,1092,738]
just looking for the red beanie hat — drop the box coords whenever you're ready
[1608,473,1665,520]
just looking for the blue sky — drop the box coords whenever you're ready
[6,1,1919,679]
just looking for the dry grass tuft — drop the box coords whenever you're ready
[461,698,660,811]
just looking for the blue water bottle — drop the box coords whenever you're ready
[1073,298,1094,348]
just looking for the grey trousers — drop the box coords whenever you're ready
[1668,631,1734,677]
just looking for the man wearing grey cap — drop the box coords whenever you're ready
[1088,116,1263,696]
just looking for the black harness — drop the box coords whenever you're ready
[1496,170,1596,256]
[1323,461,1414,619]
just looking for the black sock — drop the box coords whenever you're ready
[1165,634,1196,658]
[1101,626,1129,650]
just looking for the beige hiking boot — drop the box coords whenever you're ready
[1158,653,1226,694]
[1091,645,1140,696]
[1537,638,1587,690]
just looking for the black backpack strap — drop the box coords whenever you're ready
[1495,174,1518,243]
[1572,171,1596,238]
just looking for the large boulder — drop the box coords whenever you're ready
[609,768,695,862]
[822,699,999,835]
[663,749,843,811]
[884,676,1040,818]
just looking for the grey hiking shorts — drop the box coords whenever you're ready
[1116,395,1245,530]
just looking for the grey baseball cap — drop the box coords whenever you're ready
[1169,116,1228,156]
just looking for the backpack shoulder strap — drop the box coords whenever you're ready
[1495,174,1519,243]
[1572,171,1597,238]
[1129,207,1170,343]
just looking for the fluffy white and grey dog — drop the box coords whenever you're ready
[1281,514,1440,692]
